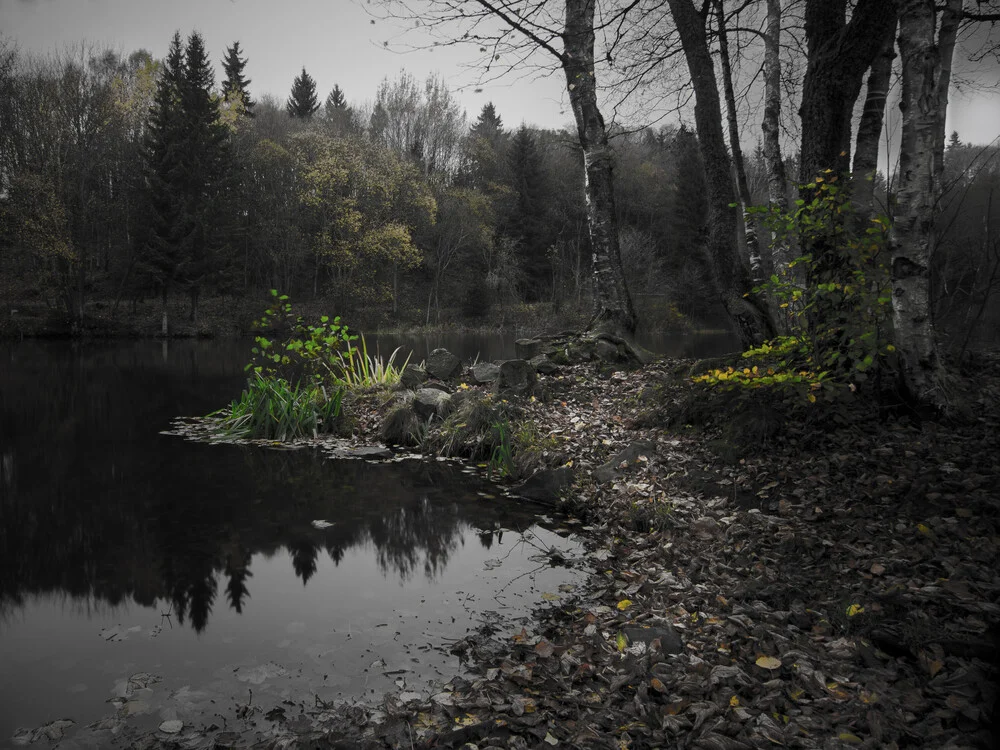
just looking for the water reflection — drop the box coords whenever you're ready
[0,342,546,635]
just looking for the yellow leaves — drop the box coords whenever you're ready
[808,393,817,404]
[846,603,865,617]
[616,599,633,611]
[616,631,627,652]
[755,655,782,670]
[837,732,863,744]
[917,523,931,535]
[729,695,740,707]
[540,592,561,602]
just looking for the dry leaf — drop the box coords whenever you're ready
[755,655,782,670]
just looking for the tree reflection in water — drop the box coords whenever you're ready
[0,341,547,633]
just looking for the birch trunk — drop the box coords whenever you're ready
[667,0,774,348]
[563,0,637,338]
[890,0,945,405]
[850,21,896,227]
[761,0,800,332]
[714,0,763,287]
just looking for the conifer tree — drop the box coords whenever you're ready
[286,67,320,118]
[143,30,229,328]
[221,40,254,116]
[143,31,188,325]
[325,84,346,113]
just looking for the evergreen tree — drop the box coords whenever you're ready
[180,30,229,320]
[323,84,353,133]
[464,102,507,190]
[143,30,229,328]
[286,67,320,118]
[143,31,188,320]
[508,125,552,300]
[325,84,346,113]
[221,40,254,116]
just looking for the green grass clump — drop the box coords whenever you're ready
[214,372,342,440]
[335,334,411,388]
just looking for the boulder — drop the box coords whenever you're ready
[399,364,427,389]
[515,466,576,506]
[412,388,453,420]
[471,362,501,384]
[593,440,656,484]
[426,348,462,381]
[494,359,536,396]
[515,338,546,360]
[530,354,560,375]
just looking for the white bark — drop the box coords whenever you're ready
[890,0,948,405]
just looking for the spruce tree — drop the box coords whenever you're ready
[143,31,188,321]
[143,30,229,327]
[323,84,354,134]
[180,30,228,320]
[221,40,254,116]
[324,84,346,113]
[286,67,320,118]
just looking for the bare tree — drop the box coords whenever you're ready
[374,0,637,338]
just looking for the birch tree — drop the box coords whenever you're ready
[375,0,637,338]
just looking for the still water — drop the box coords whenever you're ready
[0,339,587,745]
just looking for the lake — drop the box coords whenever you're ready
[0,339,589,745]
[0,332,734,745]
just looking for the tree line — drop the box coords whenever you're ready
[2,0,999,408]
[0,32,725,334]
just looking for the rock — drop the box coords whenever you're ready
[515,466,576,505]
[426,348,462,380]
[399,364,427,389]
[515,338,546,360]
[331,446,393,460]
[494,359,536,396]
[621,624,684,654]
[471,362,501,384]
[158,720,183,734]
[413,388,453,420]
[530,354,560,375]
[595,338,620,362]
[594,440,656,484]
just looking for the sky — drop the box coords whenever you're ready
[0,0,573,130]
[3,0,999,148]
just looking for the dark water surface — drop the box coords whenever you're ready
[0,340,585,745]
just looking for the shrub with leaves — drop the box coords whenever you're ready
[696,175,896,403]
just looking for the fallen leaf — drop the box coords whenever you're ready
[535,640,555,658]
[755,655,782,670]
[617,599,633,611]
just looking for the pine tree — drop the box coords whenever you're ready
[143,31,188,325]
[143,30,229,328]
[221,40,254,116]
[324,84,346,113]
[508,125,552,301]
[180,30,228,321]
[286,67,320,118]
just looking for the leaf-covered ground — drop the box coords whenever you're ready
[129,356,1000,749]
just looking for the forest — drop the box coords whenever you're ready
[0,0,999,400]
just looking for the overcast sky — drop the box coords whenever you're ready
[3,0,999,147]
[1,0,572,130]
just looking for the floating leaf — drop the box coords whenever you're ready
[755,655,782,670]
[158,720,183,734]
[541,592,560,601]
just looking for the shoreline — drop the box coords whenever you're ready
[109,351,1000,748]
